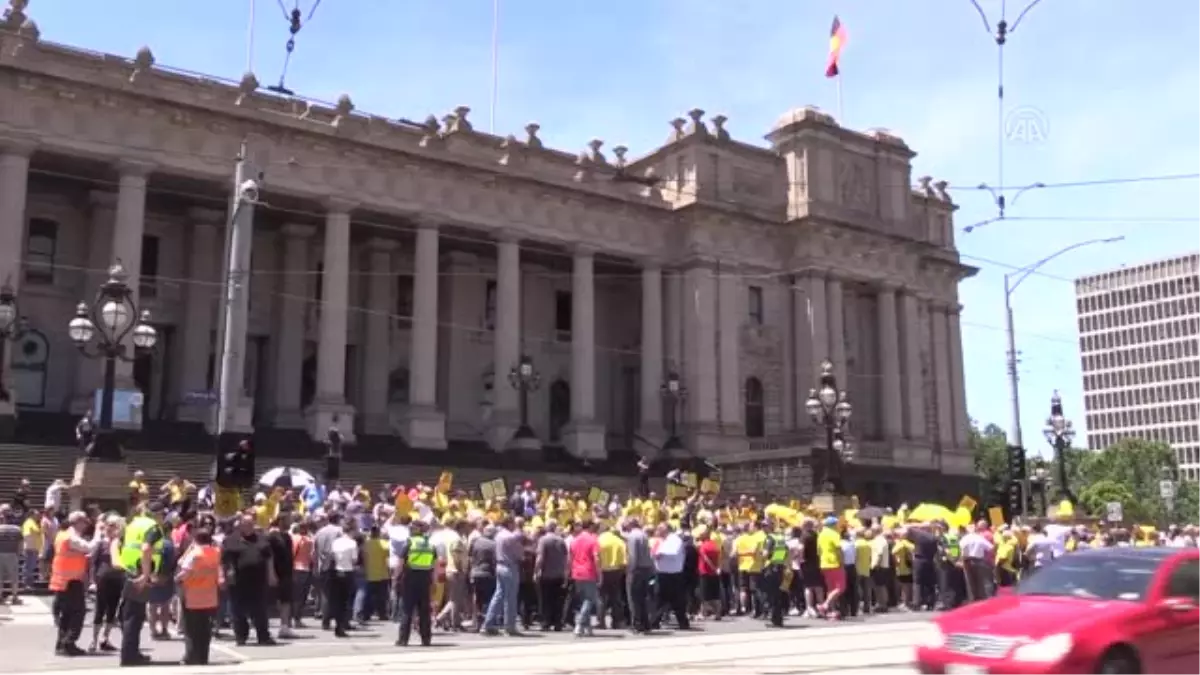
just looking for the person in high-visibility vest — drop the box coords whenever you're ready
[394,519,435,647]
[50,511,93,657]
[175,526,223,665]
[759,520,789,628]
[116,500,166,667]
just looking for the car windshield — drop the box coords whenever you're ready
[1016,555,1158,602]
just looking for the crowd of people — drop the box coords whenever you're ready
[0,468,1197,668]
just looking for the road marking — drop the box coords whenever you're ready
[211,642,250,663]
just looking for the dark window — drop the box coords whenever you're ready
[484,280,497,330]
[555,291,572,341]
[314,263,324,301]
[549,380,571,442]
[748,286,764,325]
[140,234,160,298]
[1165,559,1199,601]
[24,218,58,284]
[1015,555,1157,601]
[745,376,765,438]
[395,274,414,318]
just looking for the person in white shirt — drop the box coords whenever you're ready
[868,526,892,611]
[651,524,689,630]
[785,530,804,616]
[958,524,994,603]
[386,514,411,572]
[1024,524,1056,567]
[44,480,65,513]
[327,522,358,637]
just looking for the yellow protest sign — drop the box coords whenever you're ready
[436,471,454,493]
[394,491,413,516]
[666,483,689,501]
[480,478,507,501]
[987,506,1005,528]
[701,478,721,495]
[587,487,609,504]
[214,485,242,518]
[958,495,978,513]
[682,472,698,489]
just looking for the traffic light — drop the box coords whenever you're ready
[1007,444,1027,481]
[216,438,255,488]
[1007,480,1024,517]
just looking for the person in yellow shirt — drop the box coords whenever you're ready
[361,525,391,621]
[597,524,628,629]
[853,530,874,614]
[816,517,844,619]
[734,521,766,618]
[21,511,44,592]
[994,531,1017,588]
[892,529,915,610]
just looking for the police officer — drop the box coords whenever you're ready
[394,520,434,647]
[50,512,93,656]
[176,526,222,665]
[759,520,789,628]
[117,501,165,667]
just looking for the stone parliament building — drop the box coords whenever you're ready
[0,3,977,504]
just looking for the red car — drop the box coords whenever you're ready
[915,546,1199,674]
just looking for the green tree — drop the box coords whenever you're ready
[970,420,1009,498]
[1076,438,1195,524]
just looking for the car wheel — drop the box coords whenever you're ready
[1097,647,1141,674]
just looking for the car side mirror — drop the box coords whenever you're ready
[1158,597,1198,613]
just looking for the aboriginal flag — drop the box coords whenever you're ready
[825,15,846,78]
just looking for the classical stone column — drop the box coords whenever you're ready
[638,262,664,440]
[826,275,847,384]
[900,292,927,439]
[270,224,313,429]
[876,284,904,438]
[717,269,743,432]
[794,272,828,412]
[71,192,116,415]
[947,305,970,448]
[306,199,356,442]
[563,246,606,459]
[777,282,795,430]
[110,160,154,394]
[0,135,34,434]
[931,303,955,449]
[401,223,446,449]
[175,209,223,423]
[663,270,682,372]
[360,237,396,435]
[681,265,720,451]
[489,233,522,450]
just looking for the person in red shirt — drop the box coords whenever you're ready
[696,526,722,620]
[568,522,601,637]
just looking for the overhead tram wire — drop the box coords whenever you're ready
[966,0,1046,230]
[267,0,323,96]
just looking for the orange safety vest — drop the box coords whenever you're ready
[49,532,88,592]
[179,545,221,610]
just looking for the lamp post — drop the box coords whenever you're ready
[0,281,28,405]
[507,354,540,443]
[660,371,687,454]
[805,358,853,506]
[67,261,158,461]
[1042,390,1076,507]
[1031,466,1050,516]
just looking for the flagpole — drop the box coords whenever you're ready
[245,0,256,74]
[489,0,500,134]
[836,73,844,125]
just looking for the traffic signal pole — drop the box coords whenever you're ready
[217,141,257,438]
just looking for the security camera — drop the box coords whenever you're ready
[239,179,260,203]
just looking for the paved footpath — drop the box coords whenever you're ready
[4,597,925,674]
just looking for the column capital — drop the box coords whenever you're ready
[640,256,664,273]
[0,133,38,158]
[114,158,156,179]
[281,223,317,239]
[188,206,226,226]
[494,228,521,244]
[573,243,599,258]
[875,279,901,293]
[367,236,399,252]
[324,196,358,214]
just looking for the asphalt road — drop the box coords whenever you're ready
[2,597,928,674]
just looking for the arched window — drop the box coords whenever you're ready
[10,329,49,408]
[549,380,570,442]
[744,376,765,439]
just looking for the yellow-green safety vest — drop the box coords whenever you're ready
[118,516,163,573]
[406,535,435,570]
[944,534,960,561]
[769,534,788,565]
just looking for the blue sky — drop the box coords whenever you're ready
[22,0,1200,455]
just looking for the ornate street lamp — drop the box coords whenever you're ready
[1042,390,1076,507]
[68,261,158,460]
[0,281,29,404]
[805,358,853,499]
[1031,466,1051,516]
[507,354,540,442]
[660,371,687,453]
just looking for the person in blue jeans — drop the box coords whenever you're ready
[483,518,523,635]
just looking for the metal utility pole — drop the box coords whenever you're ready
[216,141,259,438]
